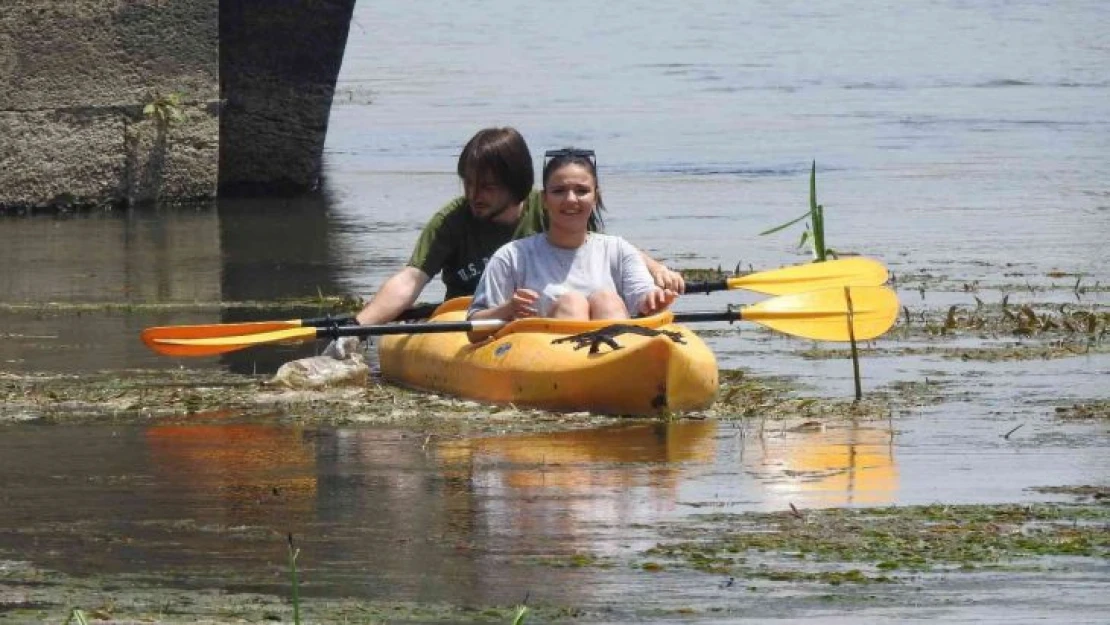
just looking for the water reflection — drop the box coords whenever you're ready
[751,421,899,508]
[438,420,717,486]
[217,194,344,302]
[0,204,221,304]
[0,194,349,373]
[145,415,318,525]
[6,413,1104,605]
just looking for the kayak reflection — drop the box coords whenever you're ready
[752,421,899,508]
[435,421,717,539]
[145,414,318,526]
[438,420,717,487]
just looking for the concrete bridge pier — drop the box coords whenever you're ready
[0,0,357,210]
[219,0,357,195]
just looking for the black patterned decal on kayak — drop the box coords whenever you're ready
[551,324,686,354]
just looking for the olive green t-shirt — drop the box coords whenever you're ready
[408,190,549,298]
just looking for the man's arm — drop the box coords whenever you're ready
[640,251,686,293]
[354,266,432,325]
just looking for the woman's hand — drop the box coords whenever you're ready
[508,288,540,319]
[639,288,678,316]
[468,288,540,343]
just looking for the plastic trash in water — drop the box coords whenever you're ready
[268,337,369,389]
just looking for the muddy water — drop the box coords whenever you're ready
[3,0,1110,622]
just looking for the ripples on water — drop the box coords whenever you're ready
[328,0,1109,300]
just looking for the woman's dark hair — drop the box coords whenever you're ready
[542,148,605,230]
[457,127,534,203]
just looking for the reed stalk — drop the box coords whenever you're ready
[759,161,833,261]
[288,533,301,625]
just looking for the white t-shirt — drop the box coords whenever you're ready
[468,233,656,317]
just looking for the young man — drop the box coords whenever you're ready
[354,127,683,326]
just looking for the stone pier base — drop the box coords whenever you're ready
[0,0,356,210]
[0,0,220,209]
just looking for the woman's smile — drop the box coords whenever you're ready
[544,163,597,229]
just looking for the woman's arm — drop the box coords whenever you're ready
[620,239,678,315]
[466,248,537,341]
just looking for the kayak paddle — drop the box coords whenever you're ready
[684,256,887,295]
[139,302,437,348]
[140,258,888,344]
[144,285,899,357]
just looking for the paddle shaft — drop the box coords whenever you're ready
[313,289,893,340]
[299,302,436,328]
[303,292,732,326]
[314,318,506,339]
[674,311,743,323]
[684,280,732,295]
[309,310,782,338]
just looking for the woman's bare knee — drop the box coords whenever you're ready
[549,292,590,319]
[588,290,630,320]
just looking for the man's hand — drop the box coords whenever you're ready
[322,336,363,360]
[649,264,686,293]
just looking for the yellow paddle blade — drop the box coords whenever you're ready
[726,257,888,295]
[743,286,899,341]
[147,326,319,357]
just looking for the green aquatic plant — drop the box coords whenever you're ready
[643,503,1110,582]
[921,296,1109,340]
[509,591,530,624]
[288,533,302,625]
[760,161,835,261]
[63,609,89,625]
[143,92,185,126]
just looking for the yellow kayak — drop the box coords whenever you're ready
[378,298,718,415]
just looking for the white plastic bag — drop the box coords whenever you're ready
[268,337,369,389]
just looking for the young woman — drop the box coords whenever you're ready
[467,149,677,339]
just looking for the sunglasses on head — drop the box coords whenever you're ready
[544,148,596,167]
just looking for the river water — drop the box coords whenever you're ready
[1,0,1109,622]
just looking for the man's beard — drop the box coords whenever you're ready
[472,199,514,222]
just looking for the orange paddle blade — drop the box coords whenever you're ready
[141,320,304,346]
[146,327,319,357]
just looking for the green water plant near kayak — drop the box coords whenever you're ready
[761,161,834,261]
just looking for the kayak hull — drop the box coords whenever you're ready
[378,299,718,415]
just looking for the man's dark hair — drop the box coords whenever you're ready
[457,127,534,203]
